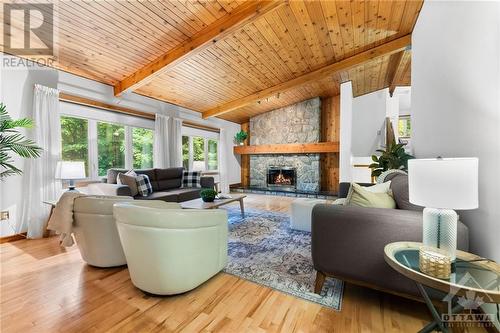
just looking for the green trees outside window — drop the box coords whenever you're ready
[192,136,205,171]
[132,127,153,169]
[208,139,218,171]
[60,116,89,174]
[182,135,218,171]
[398,116,411,138]
[182,136,189,170]
[97,122,125,176]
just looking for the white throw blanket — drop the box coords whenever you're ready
[47,191,86,246]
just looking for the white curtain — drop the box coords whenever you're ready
[218,128,230,194]
[169,118,183,167]
[153,114,170,168]
[21,84,62,238]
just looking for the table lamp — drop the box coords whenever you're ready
[408,157,478,261]
[55,161,86,191]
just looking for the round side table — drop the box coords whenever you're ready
[384,241,500,333]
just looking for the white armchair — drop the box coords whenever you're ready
[113,202,228,295]
[73,196,168,267]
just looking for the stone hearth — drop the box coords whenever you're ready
[249,98,321,192]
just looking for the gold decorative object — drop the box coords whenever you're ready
[419,246,451,279]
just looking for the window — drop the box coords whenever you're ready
[207,139,218,171]
[192,136,205,171]
[60,116,89,176]
[182,136,190,170]
[60,102,155,179]
[132,127,153,169]
[182,135,218,171]
[97,122,125,176]
[398,116,411,138]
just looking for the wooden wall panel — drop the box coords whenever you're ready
[240,122,250,187]
[320,95,340,193]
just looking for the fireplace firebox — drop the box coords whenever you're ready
[267,166,296,190]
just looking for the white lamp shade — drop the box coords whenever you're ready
[55,161,86,180]
[408,158,478,210]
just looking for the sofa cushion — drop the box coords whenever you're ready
[389,174,424,211]
[107,168,128,184]
[134,191,178,202]
[156,167,183,190]
[347,183,396,209]
[117,171,139,196]
[165,188,201,202]
[136,174,153,197]
[182,171,202,188]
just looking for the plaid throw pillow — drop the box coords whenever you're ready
[182,171,202,188]
[136,174,153,197]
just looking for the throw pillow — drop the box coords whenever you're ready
[117,172,139,196]
[346,183,396,209]
[182,171,202,188]
[343,181,392,205]
[136,174,153,197]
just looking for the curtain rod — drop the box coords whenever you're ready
[59,93,220,133]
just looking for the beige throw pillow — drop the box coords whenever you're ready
[117,170,139,196]
[346,183,396,209]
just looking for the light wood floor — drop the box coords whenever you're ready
[0,194,486,333]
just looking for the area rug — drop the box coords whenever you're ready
[223,207,344,311]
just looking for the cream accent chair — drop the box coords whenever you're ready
[73,196,168,267]
[113,202,228,295]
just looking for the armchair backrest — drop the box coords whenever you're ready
[113,203,228,295]
[72,196,169,267]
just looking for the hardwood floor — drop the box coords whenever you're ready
[0,194,486,332]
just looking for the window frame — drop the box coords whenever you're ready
[181,126,219,173]
[60,101,154,180]
[398,115,412,139]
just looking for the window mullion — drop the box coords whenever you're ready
[189,136,193,170]
[125,126,133,169]
[88,119,98,180]
[204,138,208,171]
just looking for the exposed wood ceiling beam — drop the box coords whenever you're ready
[388,51,406,97]
[113,0,286,96]
[202,34,412,119]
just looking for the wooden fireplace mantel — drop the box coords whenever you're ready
[233,142,339,155]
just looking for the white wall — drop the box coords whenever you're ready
[0,53,241,237]
[412,1,500,264]
[0,58,59,236]
[339,81,353,182]
[351,88,388,157]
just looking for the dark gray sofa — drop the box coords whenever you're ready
[311,173,469,299]
[86,167,214,203]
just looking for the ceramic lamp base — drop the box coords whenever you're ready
[422,207,458,260]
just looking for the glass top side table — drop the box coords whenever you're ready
[384,242,500,333]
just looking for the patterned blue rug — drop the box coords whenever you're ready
[223,207,344,311]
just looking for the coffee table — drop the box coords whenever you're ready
[384,242,500,333]
[180,194,246,216]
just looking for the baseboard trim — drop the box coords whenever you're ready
[0,232,27,244]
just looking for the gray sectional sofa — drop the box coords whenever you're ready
[311,173,469,299]
[86,167,214,203]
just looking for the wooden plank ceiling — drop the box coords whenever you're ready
[1,0,421,124]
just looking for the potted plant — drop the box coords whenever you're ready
[369,143,414,178]
[234,130,248,146]
[0,102,42,180]
[200,188,218,202]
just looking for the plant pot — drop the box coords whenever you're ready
[238,142,244,146]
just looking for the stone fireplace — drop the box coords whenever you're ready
[267,166,296,191]
[249,98,321,192]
